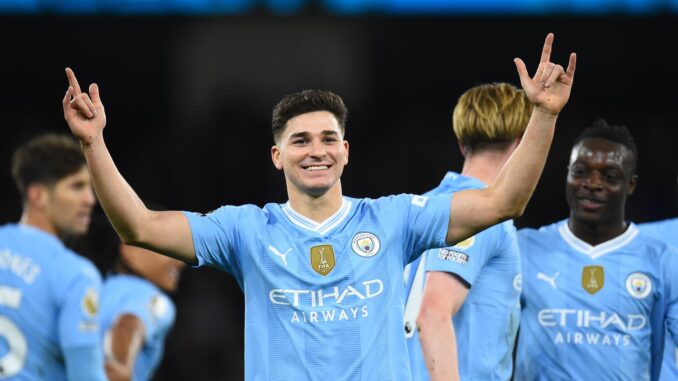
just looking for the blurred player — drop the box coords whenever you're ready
[62,34,575,380]
[81,217,185,381]
[638,174,678,380]
[0,134,105,380]
[404,83,529,380]
[516,121,678,381]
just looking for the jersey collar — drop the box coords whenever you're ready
[281,197,352,235]
[558,220,639,259]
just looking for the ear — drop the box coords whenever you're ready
[343,140,349,166]
[271,145,283,171]
[457,142,466,158]
[26,184,49,210]
[627,174,638,195]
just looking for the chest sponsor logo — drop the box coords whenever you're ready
[351,232,381,258]
[438,248,468,265]
[625,272,652,299]
[310,245,335,276]
[582,266,604,295]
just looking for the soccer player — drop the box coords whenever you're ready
[0,134,106,380]
[404,82,529,380]
[638,175,678,380]
[81,218,185,381]
[62,34,575,380]
[516,121,678,381]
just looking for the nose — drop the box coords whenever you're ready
[309,139,326,158]
[582,171,604,190]
[84,187,97,207]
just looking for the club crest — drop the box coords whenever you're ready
[582,265,604,295]
[351,232,381,258]
[310,245,336,276]
[625,272,652,299]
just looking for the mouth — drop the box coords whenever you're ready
[302,164,331,172]
[577,196,605,210]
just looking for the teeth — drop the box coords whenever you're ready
[306,165,329,171]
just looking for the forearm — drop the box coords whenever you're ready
[490,108,557,218]
[81,135,150,244]
[418,316,460,381]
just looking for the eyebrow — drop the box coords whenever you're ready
[288,130,339,139]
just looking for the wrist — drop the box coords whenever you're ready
[532,106,560,119]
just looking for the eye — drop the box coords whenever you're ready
[569,165,586,177]
[292,138,307,145]
[323,136,338,143]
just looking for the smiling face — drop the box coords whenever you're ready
[43,166,96,238]
[271,111,349,198]
[566,138,637,228]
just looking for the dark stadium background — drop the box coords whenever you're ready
[1,10,677,380]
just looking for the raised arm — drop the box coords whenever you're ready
[446,33,576,245]
[63,68,196,263]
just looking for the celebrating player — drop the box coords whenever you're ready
[516,121,678,381]
[63,33,575,380]
[0,134,105,380]
[404,82,529,380]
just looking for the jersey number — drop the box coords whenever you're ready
[0,285,27,378]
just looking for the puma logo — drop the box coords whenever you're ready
[537,272,560,290]
[268,245,291,266]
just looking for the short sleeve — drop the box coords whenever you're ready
[402,193,453,263]
[116,290,176,343]
[58,261,102,349]
[424,222,506,287]
[183,206,244,278]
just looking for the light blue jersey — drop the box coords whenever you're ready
[184,193,452,381]
[639,218,678,381]
[100,274,176,381]
[0,224,104,380]
[403,172,521,381]
[517,220,678,381]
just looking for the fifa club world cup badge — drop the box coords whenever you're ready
[582,265,605,295]
[310,245,336,276]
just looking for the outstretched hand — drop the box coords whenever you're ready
[514,33,576,116]
[63,67,106,145]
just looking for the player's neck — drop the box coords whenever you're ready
[287,182,344,223]
[19,209,58,238]
[568,217,629,246]
[460,150,512,186]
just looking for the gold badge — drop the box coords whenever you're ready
[582,266,604,295]
[310,245,336,276]
[453,236,476,249]
[82,288,99,318]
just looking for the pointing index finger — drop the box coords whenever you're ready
[65,67,82,96]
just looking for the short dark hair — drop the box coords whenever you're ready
[271,89,348,143]
[573,119,638,173]
[11,133,86,200]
